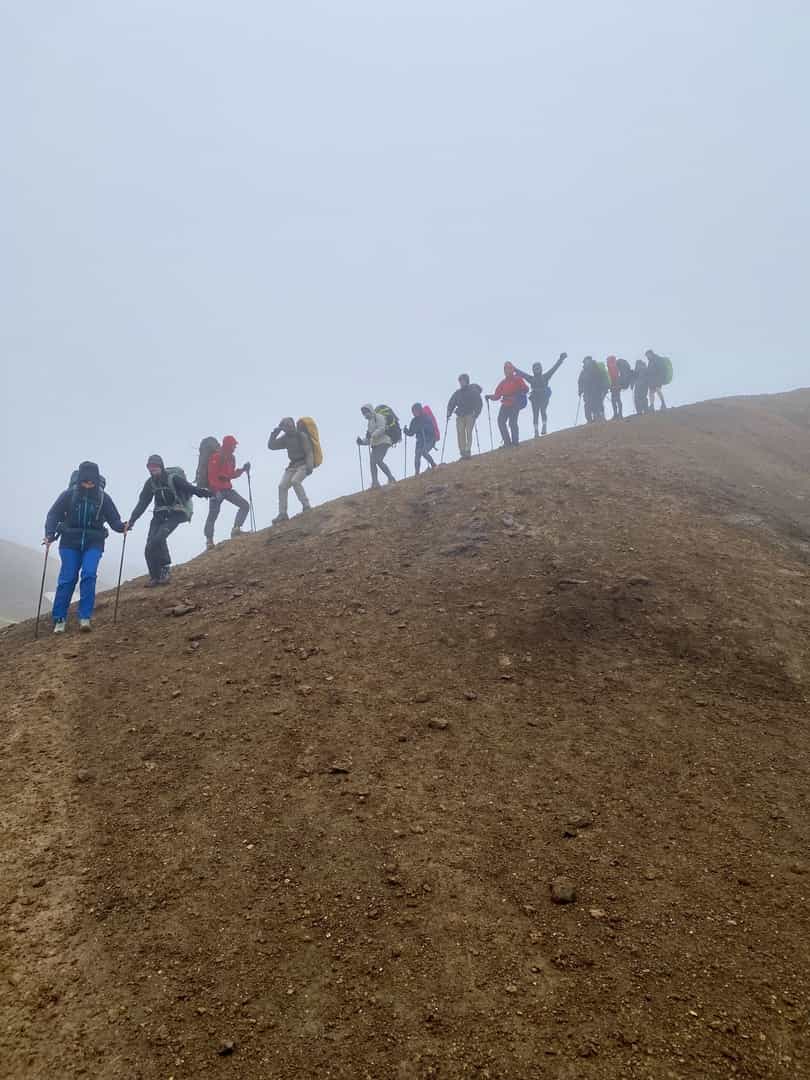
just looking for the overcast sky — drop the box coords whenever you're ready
[3,0,808,578]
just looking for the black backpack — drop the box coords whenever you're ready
[196,437,220,488]
[375,405,402,446]
[616,358,633,390]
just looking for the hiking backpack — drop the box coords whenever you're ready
[297,417,323,468]
[595,361,611,394]
[196,437,220,488]
[515,391,528,411]
[659,355,674,386]
[421,405,441,445]
[154,466,194,521]
[375,405,402,446]
[617,357,633,390]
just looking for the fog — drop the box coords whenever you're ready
[3,0,808,579]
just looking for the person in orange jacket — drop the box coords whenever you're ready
[204,434,251,548]
[486,362,530,447]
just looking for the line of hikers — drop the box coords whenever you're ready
[41,351,672,632]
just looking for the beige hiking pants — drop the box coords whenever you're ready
[456,414,475,457]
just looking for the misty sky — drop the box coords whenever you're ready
[3,1,808,579]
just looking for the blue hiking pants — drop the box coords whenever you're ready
[53,546,103,621]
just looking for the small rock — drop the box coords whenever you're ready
[627,575,653,587]
[502,514,515,527]
[168,604,196,617]
[218,1041,236,1057]
[550,878,577,905]
[589,908,607,920]
[329,762,351,774]
[428,718,449,731]
[463,691,478,701]
[76,769,95,784]
[504,984,518,994]
[558,578,589,588]
[413,692,431,704]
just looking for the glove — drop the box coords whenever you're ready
[243,462,251,473]
[121,521,130,533]
[43,536,55,546]
[356,437,363,446]
[559,352,567,361]
[201,489,213,499]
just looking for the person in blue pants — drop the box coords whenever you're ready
[43,461,127,634]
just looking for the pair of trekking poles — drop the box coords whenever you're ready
[34,474,259,639]
[357,417,484,491]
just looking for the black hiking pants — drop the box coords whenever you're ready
[145,510,187,580]
[414,443,436,475]
[204,489,249,540]
[530,389,551,429]
[610,387,623,419]
[584,394,606,423]
[498,404,520,446]
[370,444,395,486]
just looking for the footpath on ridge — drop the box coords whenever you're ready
[1,390,810,1080]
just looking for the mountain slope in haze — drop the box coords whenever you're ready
[0,538,59,623]
[1,390,809,1080]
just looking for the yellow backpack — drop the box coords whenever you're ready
[297,417,323,468]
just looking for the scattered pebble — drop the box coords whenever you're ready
[550,878,577,905]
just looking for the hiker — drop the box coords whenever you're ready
[43,461,126,632]
[631,358,652,416]
[268,418,315,523]
[645,349,672,412]
[515,353,566,436]
[486,362,529,447]
[606,356,624,420]
[204,435,251,549]
[357,406,396,487]
[403,404,437,475]
[446,374,483,459]
[577,357,609,423]
[127,455,211,586]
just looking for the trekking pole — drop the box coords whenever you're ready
[441,419,449,464]
[113,530,127,624]
[403,433,408,479]
[358,444,365,491]
[486,399,494,450]
[247,471,257,532]
[34,541,51,640]
[474,422,481,455]
[575,396,582,426]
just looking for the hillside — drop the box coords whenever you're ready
[2,390,810,1080]
[0,539,60,624]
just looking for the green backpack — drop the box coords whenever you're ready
[153,467,194,521]
[595,361,611,394]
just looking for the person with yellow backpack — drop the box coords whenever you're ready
[268,417,321,523]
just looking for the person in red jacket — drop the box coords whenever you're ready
[606,355,623,420]
[204,434,251,548]
[486,362,529,447]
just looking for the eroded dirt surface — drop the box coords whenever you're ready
[2,391,810,1079]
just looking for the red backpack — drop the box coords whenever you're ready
[422,404,441,444]
[606,356,620,385]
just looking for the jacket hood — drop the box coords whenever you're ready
[77,461,101,486]
[361,404,374,416]
[222,435,238,453]
[147,454,165,470]
[607,355,617,364]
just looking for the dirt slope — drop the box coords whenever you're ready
[2,391,810,1080]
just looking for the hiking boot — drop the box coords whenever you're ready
[53,619,66,634]
[79,619,92,632]
[145,577,161,588]
[301,505,312,513]
[533,426,540,438]
[386,476,397,485]
[158,567,171,585]
[541,424,547,435]
[231,527,244,538]
[272,513,289,525]
[205,539,215,551]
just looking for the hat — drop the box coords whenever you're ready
[147,454,164,469]
[77,461,101,486]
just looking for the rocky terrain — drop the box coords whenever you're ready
[2,390,809,1079]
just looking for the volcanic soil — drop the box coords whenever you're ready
[2,391,810,1080]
